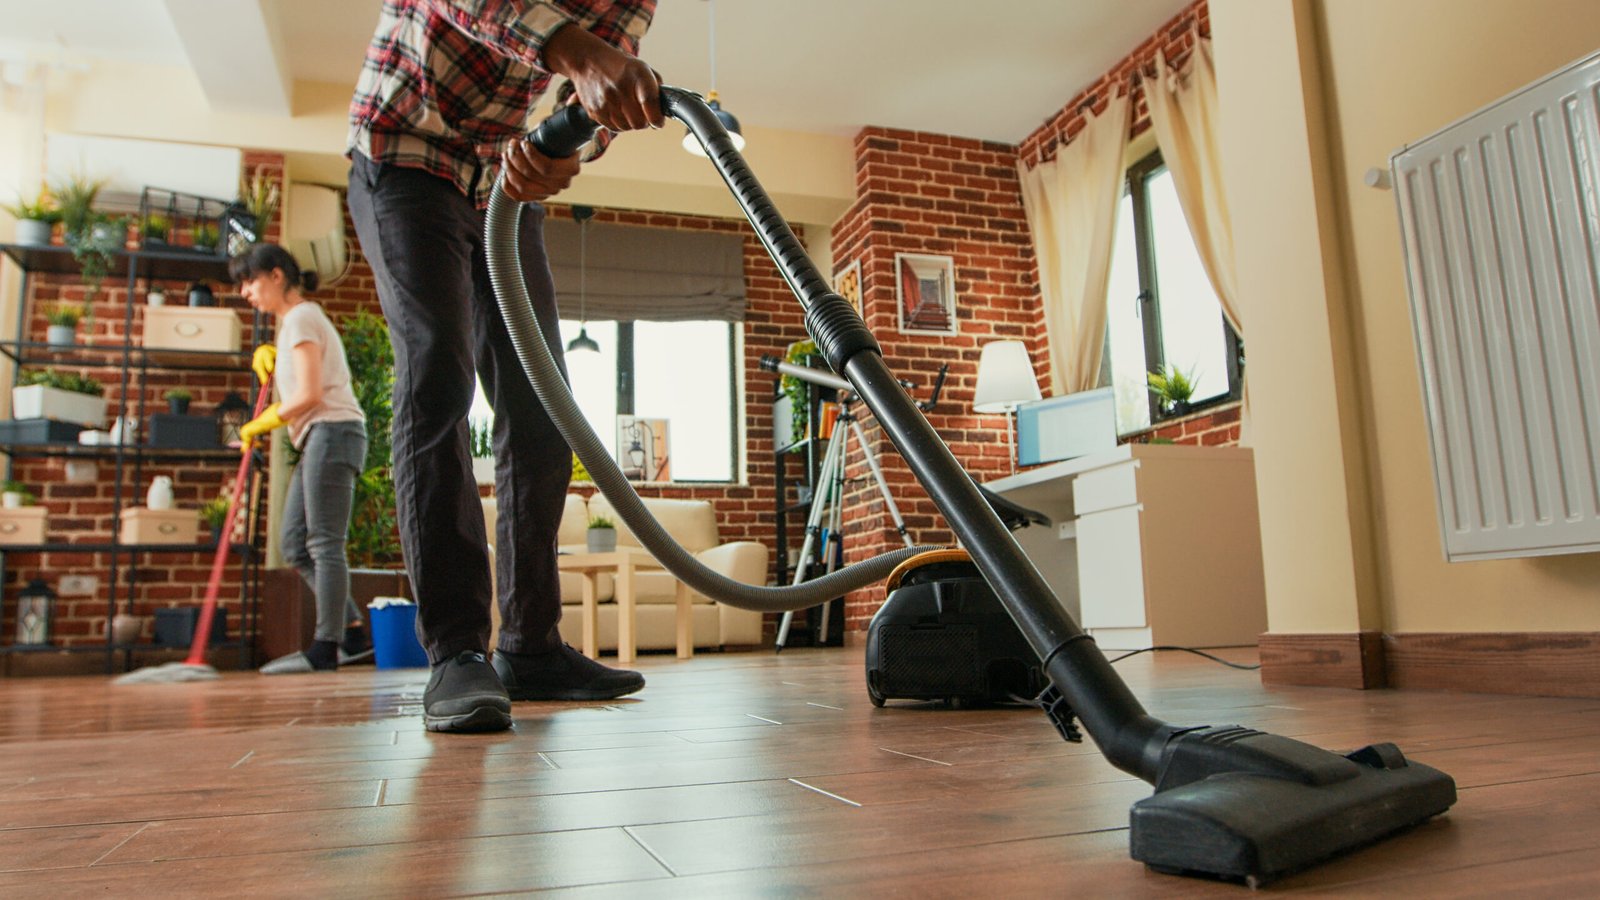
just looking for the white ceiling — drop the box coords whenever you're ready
[1,0,1190,143]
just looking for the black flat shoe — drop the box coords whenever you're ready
[492,644,645,701]
[423,651,512,733]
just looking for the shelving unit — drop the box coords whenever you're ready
[0,242,266,673]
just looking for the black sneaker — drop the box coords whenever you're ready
[423,651,513,733]
[492,644,646,701]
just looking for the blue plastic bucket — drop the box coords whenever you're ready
[369,599,429,669]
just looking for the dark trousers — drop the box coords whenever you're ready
[347,153,572,663]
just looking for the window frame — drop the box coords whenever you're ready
[605,319,739,484]
[1115,149,1244,427]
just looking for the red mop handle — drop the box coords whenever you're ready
[184,379,274,667]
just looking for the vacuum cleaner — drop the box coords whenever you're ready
[484,87,1457,886]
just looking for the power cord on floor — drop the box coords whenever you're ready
[1105,645,1261,670]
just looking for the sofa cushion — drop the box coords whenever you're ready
[558,493,589,546]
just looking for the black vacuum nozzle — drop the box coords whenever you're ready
[1129,727,1456,885]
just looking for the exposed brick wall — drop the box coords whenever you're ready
[1120,401,1242,447]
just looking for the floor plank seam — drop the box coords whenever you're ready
[229,750,254,769]
[788,778,862,807]
[88,822,152,867]
[745,714,782,725]
[806,702,843,711]
[537,752,560,770]
[621,826,679,877]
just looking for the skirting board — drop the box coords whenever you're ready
[1259,631,1600,698]
[1258,632,1387,690]
[1384,632,1600,699]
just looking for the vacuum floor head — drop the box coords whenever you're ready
[1129,727,1457,885]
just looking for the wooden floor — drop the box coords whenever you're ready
[1,646,1598,897]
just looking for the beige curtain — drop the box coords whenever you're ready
[1147,35,1242,337]
[1018,92,1131,394]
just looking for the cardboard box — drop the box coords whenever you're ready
[0,507,47,545]
[119,506,199,545]
[143,306,242,353]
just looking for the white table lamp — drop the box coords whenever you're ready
[973,340,1043,473]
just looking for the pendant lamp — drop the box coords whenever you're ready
[682,0,745,157]
[566,205,599,354]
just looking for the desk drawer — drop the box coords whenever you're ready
[1073,462,1139,515]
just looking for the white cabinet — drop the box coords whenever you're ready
[988,445,1268,651]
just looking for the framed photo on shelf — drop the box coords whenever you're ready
[833,260,863,315]
[894,253,957,335]
[616,416,671,482]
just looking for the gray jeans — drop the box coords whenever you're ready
[281,419,369,643]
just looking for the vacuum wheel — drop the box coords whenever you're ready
[867,672,886,707]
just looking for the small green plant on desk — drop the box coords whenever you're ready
[200,492,232,540]
[585,514,618,553]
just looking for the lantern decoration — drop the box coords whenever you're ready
[16,579,55,646]
[216,392,251,448]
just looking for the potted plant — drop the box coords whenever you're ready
[340,312,401,568]
[777,338,819,451]
[469,418,495,485]
[238,166,280,236]
[1147,363,1198,417]
[53,173,118,303]
[3,187,58,246]
[13,368,109,427]
[143,212,172,247]
[44,303,85,346]
[193,220,220,253]
[200,492,232,543]
[164,388,192,415]
[586,513,618,553]
[1,480,35,509]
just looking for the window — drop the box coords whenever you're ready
[472,318,738,483]
[1103,150,1243,434]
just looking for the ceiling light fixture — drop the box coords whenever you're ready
[565,205,600,354]
[682,0,745,157]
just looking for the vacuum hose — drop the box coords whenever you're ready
[483,95,932,614]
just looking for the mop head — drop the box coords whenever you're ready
[111,662,221,685]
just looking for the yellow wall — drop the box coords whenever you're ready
[1215,0,1600,634]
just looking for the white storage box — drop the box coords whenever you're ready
[120,506,200,545]
[0,507,47,545]
[11,385,108,427]
[143,306,242,353]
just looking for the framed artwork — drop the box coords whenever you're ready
[833,260,863,315]
[894,253,957,335]
[616,416,671,482]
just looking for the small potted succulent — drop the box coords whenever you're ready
[193,221,220,253]
[164,388,193,415]
[586,513,618,553]
[44,303,85,346]
[1,480,35,509]
[200,492,232,543]
[3,187,58,246]
[143,212,172,248]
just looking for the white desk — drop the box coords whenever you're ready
[986,444,1268,650]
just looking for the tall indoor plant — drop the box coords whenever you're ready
[339,311,401,567]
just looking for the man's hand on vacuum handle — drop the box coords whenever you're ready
[501,23,664,203]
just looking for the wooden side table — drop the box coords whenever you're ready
[556,547,693,664]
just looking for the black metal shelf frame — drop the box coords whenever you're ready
[0,242,268,671]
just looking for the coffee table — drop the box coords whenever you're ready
[556,547,693,664]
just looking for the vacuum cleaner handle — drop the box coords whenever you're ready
[526,103,599,158]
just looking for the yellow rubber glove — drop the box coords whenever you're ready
[239,403,287,450]
[252,345,277,384]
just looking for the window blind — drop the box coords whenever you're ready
[542,219,747,322]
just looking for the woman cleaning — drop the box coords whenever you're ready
[231,243,370,674]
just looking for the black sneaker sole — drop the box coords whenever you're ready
[424,704,513,733]
[505,678,645,702]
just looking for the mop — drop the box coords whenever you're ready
[113,380,272,685]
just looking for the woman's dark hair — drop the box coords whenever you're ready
[228,243,319,293]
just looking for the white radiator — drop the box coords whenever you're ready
[1392,50,1600,562]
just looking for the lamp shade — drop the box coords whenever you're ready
[682,98,746,156]
[973,340,1042,413]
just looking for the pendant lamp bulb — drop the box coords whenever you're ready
[566,206,600,354]
[683,0,745,157]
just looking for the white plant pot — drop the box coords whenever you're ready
[46,325,76,346]
[11,384,108,428]
[15,219,51,246]
[586,528,617,553]
[471,456,496,486]
[2,492,22,509]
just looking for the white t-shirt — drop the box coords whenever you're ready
[275,302,365,448]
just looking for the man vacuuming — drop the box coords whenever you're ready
[345,0,664,732]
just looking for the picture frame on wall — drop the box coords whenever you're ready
[894,253,957,335]
[833,260,863,315]
[616,416,671,482]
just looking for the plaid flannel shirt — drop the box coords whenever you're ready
[347,0,655,207]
